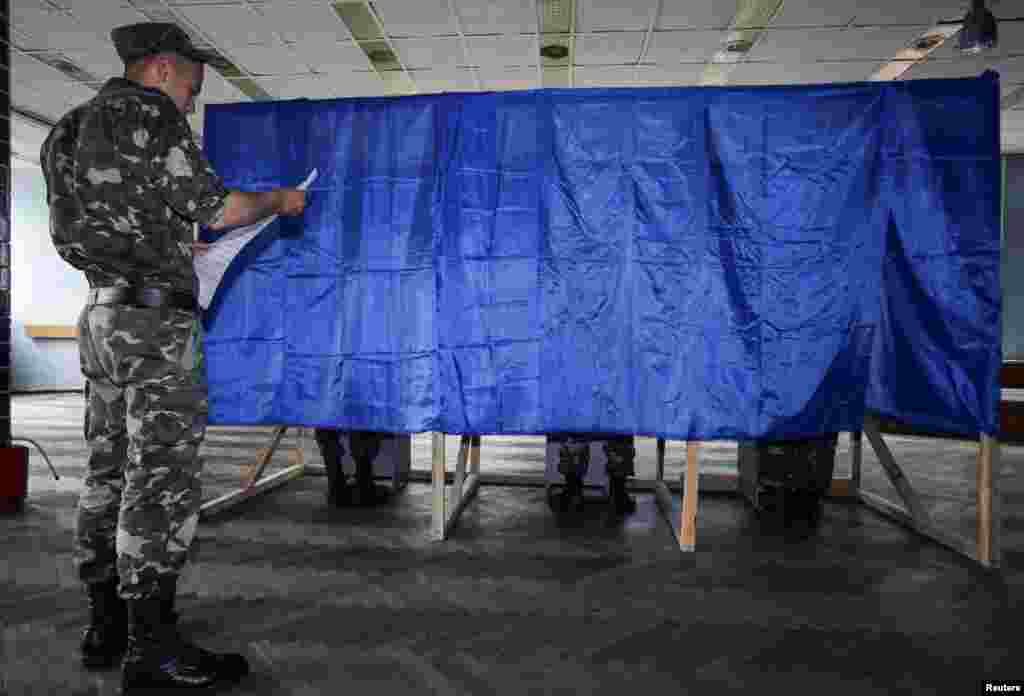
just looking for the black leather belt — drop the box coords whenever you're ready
[87,286,198,313]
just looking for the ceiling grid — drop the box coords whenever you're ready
[3,1,1023,151]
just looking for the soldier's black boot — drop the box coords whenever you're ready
[80,577,128,669]
[121,590,249,693]
[559,473,586,514]
[608,475,637,516]
[156,576,250,684]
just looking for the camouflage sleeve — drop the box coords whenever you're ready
[152,108,229,228]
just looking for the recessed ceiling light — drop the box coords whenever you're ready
[367,48,396,63]
[540,44,569,60]
[724,38,754,54]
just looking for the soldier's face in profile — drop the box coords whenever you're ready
[162,58,203,116]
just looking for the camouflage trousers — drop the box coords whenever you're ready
[74,304,207,600]
[313,428,384,470]
[553,434,636,479]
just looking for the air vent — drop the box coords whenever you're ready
[724,38,754,54]
[19,50,101,87]
[540,44,569,60]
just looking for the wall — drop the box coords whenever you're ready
[11,154,89,391]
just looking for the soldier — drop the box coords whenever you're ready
[550,434,637,516]
[40,22,306,693]
[314,428,391,506]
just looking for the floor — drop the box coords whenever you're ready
[1,393,1021,695]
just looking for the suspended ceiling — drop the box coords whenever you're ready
[8,0,1024,163]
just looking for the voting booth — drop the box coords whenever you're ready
[196,75,1004,568]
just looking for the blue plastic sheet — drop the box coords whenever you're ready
[201,74,1001,439]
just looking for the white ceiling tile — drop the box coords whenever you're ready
[63,0,147,42]
[12,80,75,121]
[902,56,1002,80]
[391,38,465,70]
[751,27,926,63]
[578,0,653,32]
[848,0,972,27]
[371,0,459,38]
[729,61,877,85]
[228,43,307,76]
[574,65,640,87]
[199,69,245,105]
[10,1,93,50]
[62,43,124,82]
[327,71,388,98]
[11,51,66,84]
[466,35,537,67]
[481,68,537,91]
[770,0,855,29]
[266,75,338,100]
[455,0,538,35]
[292,42,372,73]
[256,1,354,45]
[575,32,645,65]
[634,64,704,86]
[644,30,724,63]
[177,5,276,54]
[657,0,738,30]
[411,69,478,94]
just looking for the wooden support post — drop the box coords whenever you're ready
[453,435,469,513]
[200,463,305,519]
[679,441,700,552]
[443,473,481,538]
[850,430,862,495]
[656,438,666,481]
[431,433,446,541]
[243,425,288,488]
[470,435,481,475]
[978,434,1000,567]
[863,416,931,526]
[653,480,681,544]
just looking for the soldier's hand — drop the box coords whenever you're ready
[192,241,212,256]
[277,188,306,217]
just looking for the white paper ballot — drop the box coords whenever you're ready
[194,169,317,309]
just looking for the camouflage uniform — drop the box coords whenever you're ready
[553,433,636,479]
[41,77,229,601]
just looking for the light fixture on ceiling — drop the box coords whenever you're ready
[959,0,998,54]
[540,44,569,60]
[724,38,754,55]
[367,47,396,64]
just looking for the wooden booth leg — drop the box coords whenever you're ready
[653,439,701,553]
[442,435,482,539]
[431,432,446,541]
[859,415,1001,569]
[200,426,306,519]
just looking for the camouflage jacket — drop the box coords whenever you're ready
[40,77,228,297]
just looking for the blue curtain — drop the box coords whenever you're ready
[201,74,1001,439]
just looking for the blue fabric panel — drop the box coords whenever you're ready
[202,74,1001,438]
[866,77,1003,436]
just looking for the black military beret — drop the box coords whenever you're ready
[110,22,216,64]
